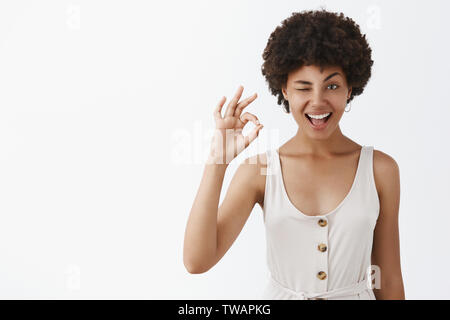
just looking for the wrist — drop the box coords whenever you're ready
[206,155,229,167]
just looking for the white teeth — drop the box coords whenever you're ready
[307,112,330,119]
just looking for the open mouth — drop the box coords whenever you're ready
[305,112,332,127]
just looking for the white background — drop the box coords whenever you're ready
[0,0,449,299]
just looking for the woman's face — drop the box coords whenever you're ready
[282,64,352,139]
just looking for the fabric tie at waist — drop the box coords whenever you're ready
[268,276,372,300]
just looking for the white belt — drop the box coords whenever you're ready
[268,276,372,300]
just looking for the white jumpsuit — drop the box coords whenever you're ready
[260,145,379,300]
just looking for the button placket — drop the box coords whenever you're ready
[318,218,327,227]
[316,217,329,291]
[318,243,327,252]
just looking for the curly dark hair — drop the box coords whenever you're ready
[261,9,374,113]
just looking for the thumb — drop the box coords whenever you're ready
[244,124,264,148]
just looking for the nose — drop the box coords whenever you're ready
[310,88,326,107]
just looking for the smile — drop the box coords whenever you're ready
[305,112,332,130]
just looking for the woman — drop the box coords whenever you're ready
[183,9,405,300]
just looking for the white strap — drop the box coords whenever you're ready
[269,276,372,300]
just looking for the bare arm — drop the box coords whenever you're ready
[183,155,264,273]
[371,150,405,299]
[183,85,264,274]
[183,163,228,274]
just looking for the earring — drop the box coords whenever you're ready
[344,101,352,112]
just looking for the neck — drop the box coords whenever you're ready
[288,125,350,157]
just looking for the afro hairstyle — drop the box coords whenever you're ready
[261,9,374,113]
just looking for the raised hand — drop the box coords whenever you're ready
[207,85,263,165]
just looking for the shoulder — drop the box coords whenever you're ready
[372,148,400,198]
[237,152,268,207]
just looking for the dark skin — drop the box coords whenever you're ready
[276,64,404,299]
[185,65,405,299]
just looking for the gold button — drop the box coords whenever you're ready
[318,243,327,252]
[317,271,327,280]
[318,219,327,227]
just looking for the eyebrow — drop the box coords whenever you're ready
[293,72,341,85]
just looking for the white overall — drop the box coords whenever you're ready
[260,146,379,300]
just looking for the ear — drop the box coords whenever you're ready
[347,87,352,100]
[282,85,288,100]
